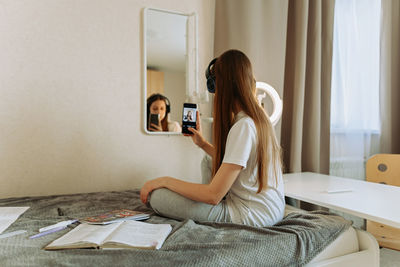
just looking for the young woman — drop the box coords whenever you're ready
[141,50,285,227]
[147,93,181,132]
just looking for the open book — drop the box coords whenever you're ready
[80,209,150,225]
[44,220,172,250]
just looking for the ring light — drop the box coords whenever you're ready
[256,82,283,126]
[201,81,283,126]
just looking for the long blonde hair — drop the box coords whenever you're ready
[212,50,282,193]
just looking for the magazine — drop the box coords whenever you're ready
[80,209,150,225]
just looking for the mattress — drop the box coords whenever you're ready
[284,204,360,263]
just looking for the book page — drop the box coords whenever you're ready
[0,207,29,234]
[46,222,122,249]
[104,220,172,249]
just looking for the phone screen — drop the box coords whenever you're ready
[182,103,197,134]
[149,113,160,129]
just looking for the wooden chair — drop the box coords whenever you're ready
[366,154,400,251]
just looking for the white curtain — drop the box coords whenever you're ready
[330,0,381,180]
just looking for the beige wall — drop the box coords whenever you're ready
[0,0,215,198]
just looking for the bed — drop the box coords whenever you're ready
[0,190,379,266]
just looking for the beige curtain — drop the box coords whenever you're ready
[380,0,400,154]
[214,0,335,173]
[214,0,335,174]
[280,0,335,174]
[214,0,289,139]
[214,0,335,212]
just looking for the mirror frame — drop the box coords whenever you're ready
[142,7,198,135]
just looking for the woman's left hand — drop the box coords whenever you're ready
[140,177,168,204]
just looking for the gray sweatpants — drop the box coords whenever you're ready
[148,154,232,223]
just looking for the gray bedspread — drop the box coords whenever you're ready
[0,190,351,266]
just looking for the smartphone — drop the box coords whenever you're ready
[182,103,197,134]
[149,113,160,129]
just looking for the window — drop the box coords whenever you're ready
[330,0,381,180]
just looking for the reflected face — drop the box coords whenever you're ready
[150,100,167,121]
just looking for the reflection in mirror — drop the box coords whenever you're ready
[143,8,197,135]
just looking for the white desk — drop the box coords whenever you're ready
[283,172,400,229]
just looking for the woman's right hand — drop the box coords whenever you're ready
[185,111,206,148]
[149,123,162,132]
[185,111,215,157]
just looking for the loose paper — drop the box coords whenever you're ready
[0,207,30,234]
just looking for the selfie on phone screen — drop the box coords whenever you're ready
[182,103,197,134]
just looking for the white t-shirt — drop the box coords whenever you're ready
[168,120,181,132]
[223,111,285,227]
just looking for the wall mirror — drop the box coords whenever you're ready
[143,8,198,135]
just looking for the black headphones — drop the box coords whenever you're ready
[205,58,217,93]
[147,93,171,114]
